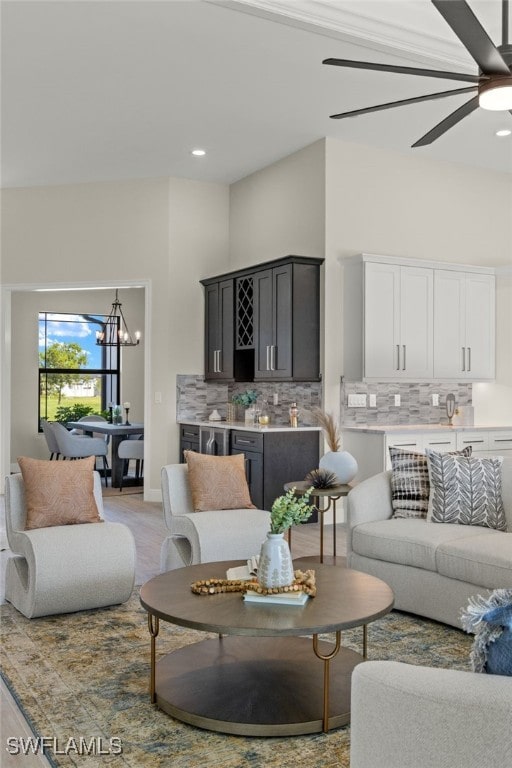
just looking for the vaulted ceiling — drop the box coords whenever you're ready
[2,0,511,189]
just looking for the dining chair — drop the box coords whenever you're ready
[41,419,61,460]
[51,422,110,486]
[70,414,110,444]
[117,438,144,491]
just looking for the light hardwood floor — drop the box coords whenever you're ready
[0,490,346,766]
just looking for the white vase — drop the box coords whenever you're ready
[319,450,358,484]
[258,533,294,588]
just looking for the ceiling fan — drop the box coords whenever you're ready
[323,0,512,146]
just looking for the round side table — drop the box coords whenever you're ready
[284,480,354,563]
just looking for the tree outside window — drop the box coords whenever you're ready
[39,312,120,428]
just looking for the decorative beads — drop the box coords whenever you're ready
[191,569,316,597]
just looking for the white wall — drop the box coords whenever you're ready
[228,137,512,425]
[1,176,230,497]
[229,140,326,266]
[325,137,512,425]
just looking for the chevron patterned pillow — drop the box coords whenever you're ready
[425,450,506,530]
[389,445,472,519]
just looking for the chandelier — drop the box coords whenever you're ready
[96,290,141,347]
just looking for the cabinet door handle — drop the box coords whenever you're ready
[467,347,471,372]
[237,438,253,445]
[494,438,512,443]
[271,345,276,371]
[392,442,417,447]
[462,347,466,372]
[218,349,222,373]
[463,439,484,444]
[266,345,271,371]
[402,345,406,371]
[396,345,400,371]
[428,441,451,446]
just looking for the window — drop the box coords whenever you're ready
[38,312,120,426]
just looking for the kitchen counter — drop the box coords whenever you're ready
[341,424,512,434]
[178,420,321,509]
[178,419,322,433]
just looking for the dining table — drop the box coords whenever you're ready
[66,421,144,488]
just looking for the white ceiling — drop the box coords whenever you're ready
[2,0,511,189]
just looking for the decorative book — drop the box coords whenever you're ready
[226,556,259,581]
[243,590,309,606]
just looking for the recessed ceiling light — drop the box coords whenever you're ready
[191,148,206,156]
[495,129,511,137]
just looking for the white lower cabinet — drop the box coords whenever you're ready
[456,431,490,453]
[343,428,512,481]
[384,432,455,470]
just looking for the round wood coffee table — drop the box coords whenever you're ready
[140,560,394,736]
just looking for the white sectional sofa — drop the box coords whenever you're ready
[346,457,512,629]
[350,660,512,768]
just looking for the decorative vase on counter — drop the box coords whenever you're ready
[258,533,294,588]
[319,450,358,485]
[245,405,256,425]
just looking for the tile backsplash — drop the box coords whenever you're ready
[177,375,472,428]
[340,380,473,426]
[177,375,322,426]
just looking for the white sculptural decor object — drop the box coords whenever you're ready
[314,408,358,485]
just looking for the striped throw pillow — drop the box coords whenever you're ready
[389,447,430,519]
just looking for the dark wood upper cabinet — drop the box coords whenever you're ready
[254,264,293,379]
[201,256,323,382]
[204,279,234,380]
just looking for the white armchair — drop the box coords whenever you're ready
[160,463,271,571]
[5,471,136,618]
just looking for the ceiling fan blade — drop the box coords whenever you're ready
[412,95,480,146]
[432,0,510,75]
[323,58,481,83]
[330,87,477,120]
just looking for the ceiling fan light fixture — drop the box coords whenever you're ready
[478,78,512,110]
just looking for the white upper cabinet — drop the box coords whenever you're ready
[364,262,433,379]
[342,254,495,382]
[345,262,433,380]
[434,270,495,380]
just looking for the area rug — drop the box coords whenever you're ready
[1,594,472,768]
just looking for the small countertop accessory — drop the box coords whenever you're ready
[208,409,221,421]
[446,394,456,426]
